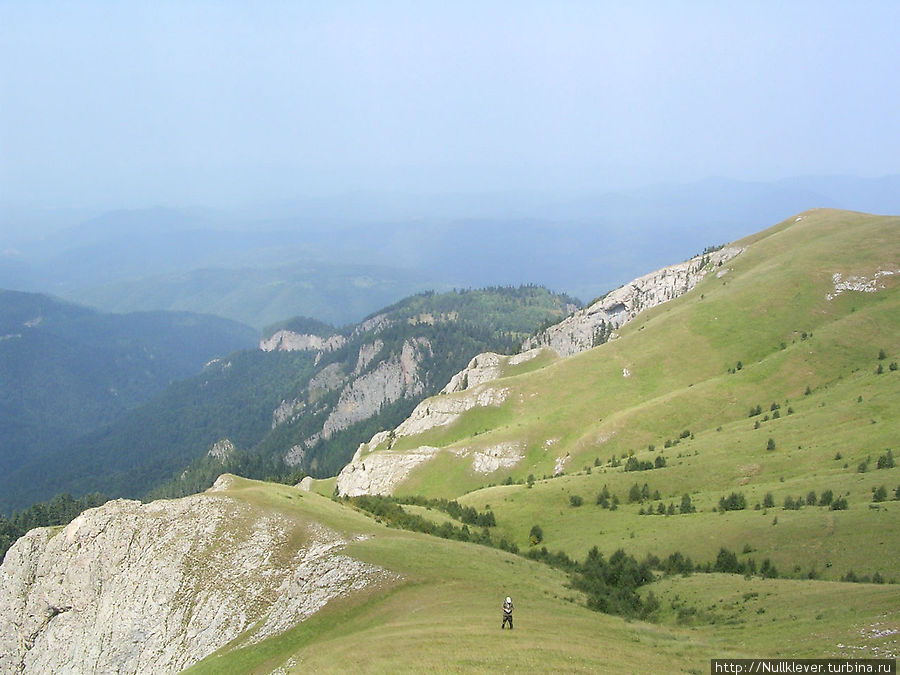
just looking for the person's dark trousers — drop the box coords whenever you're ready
[502,614,513,629]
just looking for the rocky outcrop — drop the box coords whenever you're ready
[272,398,306,429]
[394,384,508,440]
[354,340,384,374]
[335,382,511,496]
[207,438,235,463]
[259,330,347,353]
[454,441,524,474]
[442,349,542,394]
[319,338,431,441]
[308,362,346,394]
[0,483,392,674]
[523,247,743,357]
[826,270,898,300]
[335,446,443,497]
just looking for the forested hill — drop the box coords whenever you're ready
[0,290,258,499]
[0,286,578,512]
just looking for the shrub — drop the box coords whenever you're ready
[876,450,895,470]
[529,524,544,545]
[662,551,694,575]
[714,547,742,574]
[762,492,775,508]
[818,489,834,506]
[766,438,776,451]
[760,558,778,578]
[719,492,747,511]
[628,483,642,503]
[654,455,667,468]
[624,456,654,471]
[569,495,584,507]
[596,485,611,508]
[872,485,888,503]
[806,491,817,506]
[571,547,656,619]
[679,493,696,514]
[830,496,849,511]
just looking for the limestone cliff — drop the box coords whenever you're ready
[259,330,347,353]
[523,246,743,357]
[0,477,391,674]
[335,352,521,496]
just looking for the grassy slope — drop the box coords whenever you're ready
[185,477,900,674]
[186,210,899,671]
[365,210,899,578]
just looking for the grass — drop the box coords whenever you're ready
[184,475,900,673]
[327,209,898,579]
[184,210,899,671]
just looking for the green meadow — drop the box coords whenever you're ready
[185,477,900,673]
[190,210,898,671]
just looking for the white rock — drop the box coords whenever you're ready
[336,446,442,496]
[0,491,391,674]
[259,330,346,353]
[523,247,743,357]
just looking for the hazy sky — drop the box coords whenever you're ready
[2,1,899,208]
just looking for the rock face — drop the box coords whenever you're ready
[335,446,443,497]
[259,330,347,353]
[206,438,235,463]
[335,377,512,496]
[441,349,541,394]
[523,247,743,357]
[320,339,431,442]
[0,482,391,674]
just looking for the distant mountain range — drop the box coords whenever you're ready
[3,175,899,328]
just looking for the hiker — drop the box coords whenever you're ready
[501,596,514,629]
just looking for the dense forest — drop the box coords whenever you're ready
[1,286,578,513]
[0,290,257,489]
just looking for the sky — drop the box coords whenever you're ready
[1,0,899,209]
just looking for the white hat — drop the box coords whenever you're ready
[506,597,511,603]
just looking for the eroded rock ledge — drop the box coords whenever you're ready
[0,481,392,674]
